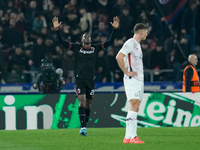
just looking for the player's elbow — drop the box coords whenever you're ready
[115,55,120,63]
[116,52,123,62]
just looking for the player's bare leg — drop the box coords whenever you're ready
[123,99,144,143]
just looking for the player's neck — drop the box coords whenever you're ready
[82,45,91,49]
[133,35,141,43]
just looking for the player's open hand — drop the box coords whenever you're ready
[52,16,62,30]
[110,16,119,29]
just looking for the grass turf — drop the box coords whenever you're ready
[0,127,199,150]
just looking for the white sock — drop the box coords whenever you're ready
[129,111,138,138]
[125,112,131,139]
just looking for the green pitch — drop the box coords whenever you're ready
[0,127,199,150]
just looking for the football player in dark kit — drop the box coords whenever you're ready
[52,16,119,136]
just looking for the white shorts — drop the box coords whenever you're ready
[123,78,144,101]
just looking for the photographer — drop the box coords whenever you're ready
[33,57,65,94]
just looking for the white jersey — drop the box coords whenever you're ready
[119,38,144,81]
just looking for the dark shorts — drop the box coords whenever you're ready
[75,78,95,100]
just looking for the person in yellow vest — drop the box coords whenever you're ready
[183,54,200,92]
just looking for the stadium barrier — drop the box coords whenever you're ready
[1,69,200,84]
[0,92,199,130]
[0,82,183,94]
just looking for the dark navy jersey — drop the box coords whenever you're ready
[56,29,116,79]
[70,43,104,78]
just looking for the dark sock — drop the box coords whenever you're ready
[79,107,86,128]
[85,108,90,125]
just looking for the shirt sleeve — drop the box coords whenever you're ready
[56,30,70,49]
[103,29,116,48]
[119,40,132,56]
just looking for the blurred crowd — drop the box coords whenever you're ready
[0,0,200,84]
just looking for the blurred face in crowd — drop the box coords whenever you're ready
[117,0,125,5]
[18,12,25,20]
[141,43,148,50]
[37,38,43,45]
[190,2,199,9]
[0,10,3,18]
[156,45,163,52]
[15,47,22,55]
[45,38,53,46]
[79,8,87,15]
[67,13,77,20]
[70,0,77,5]
[41,27,47,35]
[180,37,188,44]
[0,26,3,35]
[91,12,97,21]
[8,0,13,8]
[10,12,17,19]
[52,8,60,16]
[30,1,37,9]
[98,21,106,31]
[122,9,129,16]
[9,19,16,27]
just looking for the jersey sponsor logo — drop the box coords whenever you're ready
[79,47,95,54]
[90,89,94,95]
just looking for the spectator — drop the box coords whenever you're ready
[149,41,167,81]
[32,13,47,32]
[51,45,64,68]
[91,11,99,32]
[24,0,39,31]
[0,49,3,82]
[70,25,81,42]
[79,6,92,34]
[95,50,107,82]
[29,37,46,82]
[64,11,79,28]
[1,18,24,47]
[7,46,29,83]
[0,0,199,83]
[181,0,199,53]
[40,27,48,39]
[93,21,110,38]
[141,40,151,81]
[107,49,123,82]
[63,0,78,14]
[62,49,75,83]
[96,0,111,14]
[16,12,26,36]
[111,0,126,17]
[119,6,134,38]
[172,35,188,81]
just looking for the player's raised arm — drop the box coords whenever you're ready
[52,16,70,48]
[103,16,119,48]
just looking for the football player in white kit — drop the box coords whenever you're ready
[116,23,148,144]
